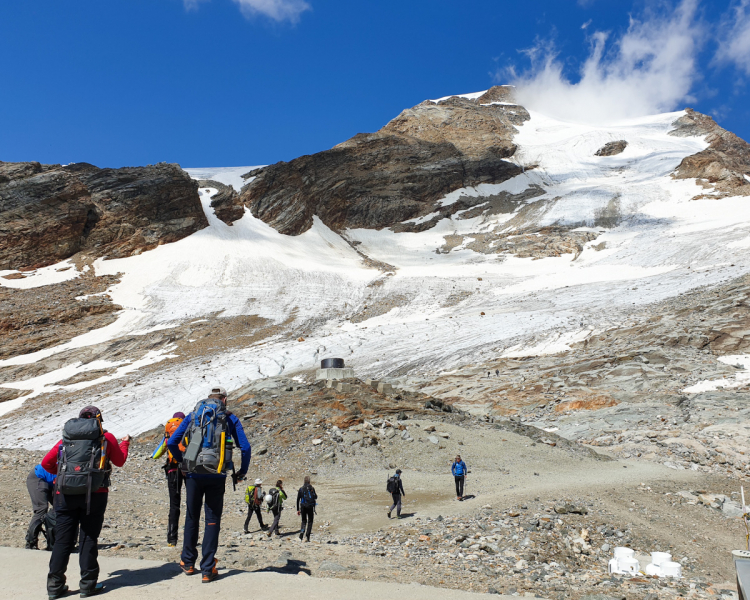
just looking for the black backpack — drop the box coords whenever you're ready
[41,508,56,550]
[266,487,280,512]
[56,418,110,512]
[386,476,397,494]
[182,399,232,475]
[300,485,316,508]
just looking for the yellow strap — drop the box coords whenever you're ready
[217,431,226,473]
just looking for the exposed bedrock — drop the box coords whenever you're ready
[195,179,245,224]
[242,86,529,235]
[671,108,750,198]
[0,161,207,270]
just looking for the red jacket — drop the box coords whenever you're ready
[42,432,129,494]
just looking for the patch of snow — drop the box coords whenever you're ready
[430,90,488,103]
[682,355,750,393]
[185,166,265,192]
[0,260,80,290]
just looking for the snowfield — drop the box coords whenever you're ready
[2,105,750,448]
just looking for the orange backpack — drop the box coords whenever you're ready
[165,417,186,462]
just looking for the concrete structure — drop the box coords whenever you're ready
[337,382,352,392]
[316,367,355,381]
[377,382,394,394]
[365,379,379,388]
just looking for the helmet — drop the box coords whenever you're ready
[264,494,273,504]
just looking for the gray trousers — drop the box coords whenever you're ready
[269,507,282,535]
[389,493,402,516]
[26,469,53,548]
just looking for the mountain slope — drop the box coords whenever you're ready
[1,90,750,451]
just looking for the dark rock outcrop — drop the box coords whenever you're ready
[595,140,628,156]
[670,109,750,198]
[195,180,245,224]
[0,161,206,270]
[241,86,528,235]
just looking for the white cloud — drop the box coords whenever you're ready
[231,0,310,22]
[503,0,703,124]
[715,0,750,75]
[183,0,310,23]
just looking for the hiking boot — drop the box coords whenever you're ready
[167,543,176,548]
[261,525,269,531]
[243,530,249,535]
[80,583,105,598]
[387,511,391,519]
[48,585,68,600]
[299,532,304,541]
[180,561,196,575]
[202,559,219,583]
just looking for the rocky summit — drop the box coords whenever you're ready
[2,87,750,599]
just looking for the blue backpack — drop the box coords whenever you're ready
[300,484,316,507]
[182,399,232,475]
[453,461,465,475]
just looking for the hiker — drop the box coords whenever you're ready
[386,469,405,519]
[266,479,287,537]
[168,386,250,583]
[243,479,268,533]
[25,463,55,550]
[451,454,468,500]
[42,406,130,599]
[150,411,187,547]
[495,369,499,377]
[296,475,317,542]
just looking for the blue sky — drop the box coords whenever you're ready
[1,0,749,168]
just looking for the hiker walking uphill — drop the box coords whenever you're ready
[451,454,467,501]
[25,463,55,550]
[296,476,317,542]
[243,479,268,533]
[266,480,287,537]
[386,469,405,519]
[42,406,130,599]
[168,386,251,584]
[151,411,187,546]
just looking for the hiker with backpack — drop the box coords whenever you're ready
[167,386,250,583]
[41,406,130,599]
[296,475,317,542]
[151,411,187,546]
[24,463,56,550]
[266,480,287,537]
[386,469,405,519]
[243,479,268,533]
[451,454,468,501]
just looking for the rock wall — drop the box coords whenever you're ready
[0,161,207,270]
[671,108,750,198]
[241,86,528,235]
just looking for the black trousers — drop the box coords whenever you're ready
[26,470,53,548]
[182,477,225,575]
[47,492,108,596]
[166,469,184,544]
[244,504,265,531]
[454,475,465,497]
[389,493,402,516]
[299,505,314,540]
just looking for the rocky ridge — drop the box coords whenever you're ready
[0,161,207,271]
[241,86,528,235]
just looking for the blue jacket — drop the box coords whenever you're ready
[167,410,251,479]
[34,464,56,484]
[451,460,467,477]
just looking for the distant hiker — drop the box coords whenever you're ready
[151,411,187,546]
[168,386,251,583]
[25,463,55,550]
[296,475,318,542]
[495,369,499,377]
[487,371,491,378]
[386,469,405,519]
[451,454,467,501]
[42,406,130,599]
[266,479,288,537]
[243,479,268,533]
